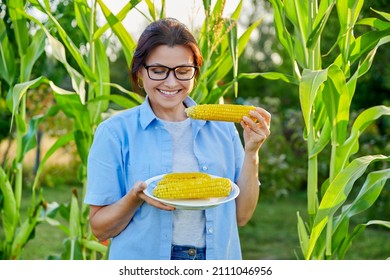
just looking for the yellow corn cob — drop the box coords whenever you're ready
[153,175,231,199]
[160,172,211,182]
[185,104,256,123]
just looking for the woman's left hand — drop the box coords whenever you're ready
[240,107,271,153]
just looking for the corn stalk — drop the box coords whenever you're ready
[267,0,390,259]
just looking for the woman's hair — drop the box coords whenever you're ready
[130,17,203,93]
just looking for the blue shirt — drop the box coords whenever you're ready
[85,97,245,260]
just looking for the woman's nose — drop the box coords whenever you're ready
[164,70,178,85]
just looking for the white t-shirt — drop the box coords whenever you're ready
[161,118,206,248]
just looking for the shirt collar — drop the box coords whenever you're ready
[139,96,200,130]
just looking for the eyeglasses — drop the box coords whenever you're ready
[143,64,198,81]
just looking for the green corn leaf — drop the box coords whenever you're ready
[62,238,83,260]
[203,81,234,104]
[144,0,158,20]
[284,0,309,67]
[307,0,335,49]
[11,76,49,116]
[200,18,262,93]
[306,154,390,259]
[93,0,141,41]
[96,0,137,67]
[284,0,309,37]
[74,129,91,166]
[19,5,95,81]
[310,120,331,158]
[74,0,92,41]
[231,0,243,20]
[53,93,91,165]
[6,0,29,57]
[299,68,328,133]
[326,169,389,258]
[45,33,87,104]
[357,18,390,30]
[32,133,74,190]
[191,81,209,104]
[88,40,110,124]
[160,0,166,19]
[88,94,140,109]
[338,220,390,259]
[336,0,364,30]
[202,0,211,12]
[334,29,390,69]
[16,9,88,103]
[268,0,294,59]
[20,29,46,83]
[341,169,390,220]
[297,211,309,257]
[81,239,108,254]
[238,72,298,85]
[371,8,390,22]
[11,202,43,259]
[0,19,16,86]
[100,83,144,104]
[337,105,390,167]
[323,65,349,145]
[346,35,390,100]
[0,167,18,243]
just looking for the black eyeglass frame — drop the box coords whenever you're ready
[143,64,198,81]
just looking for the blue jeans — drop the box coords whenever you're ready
[171,245,206,260]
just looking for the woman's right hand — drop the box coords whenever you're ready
[132,181,176,211]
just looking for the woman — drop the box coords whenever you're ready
[84,18,271,260]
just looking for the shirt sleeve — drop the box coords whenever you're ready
[84,122,126,206]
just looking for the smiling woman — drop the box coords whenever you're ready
[84,17,271,260]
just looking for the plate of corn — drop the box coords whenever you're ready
[143,172,240,210]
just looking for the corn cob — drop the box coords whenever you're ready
[185,104,256,123]
[153,174,231,199]
[160,172,211,182]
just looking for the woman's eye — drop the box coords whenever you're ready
[151,67,168,74]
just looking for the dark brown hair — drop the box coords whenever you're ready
[130,18,203,93]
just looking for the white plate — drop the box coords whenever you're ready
[143,174,240,210]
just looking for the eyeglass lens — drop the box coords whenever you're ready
[146,66,196,80]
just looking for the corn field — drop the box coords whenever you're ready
[0,0,389,260]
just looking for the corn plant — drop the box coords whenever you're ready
[0,0,142,259]
[0,0,48,260]
[266,0,390,259]
[192,0,263,103]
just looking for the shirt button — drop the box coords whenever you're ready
[202,165,208,171]
[208,227,213,234]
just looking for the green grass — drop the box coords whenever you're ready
[15,187,390,260]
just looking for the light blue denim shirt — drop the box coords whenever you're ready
[85,97,245,260]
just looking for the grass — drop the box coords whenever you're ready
[15,186,390,260]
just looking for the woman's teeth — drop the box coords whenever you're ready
[159,89,179,95]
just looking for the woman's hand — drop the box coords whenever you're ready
[131,181,176,211]
[240,107,271,153]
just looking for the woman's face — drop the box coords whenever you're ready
[139,44,196,120]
